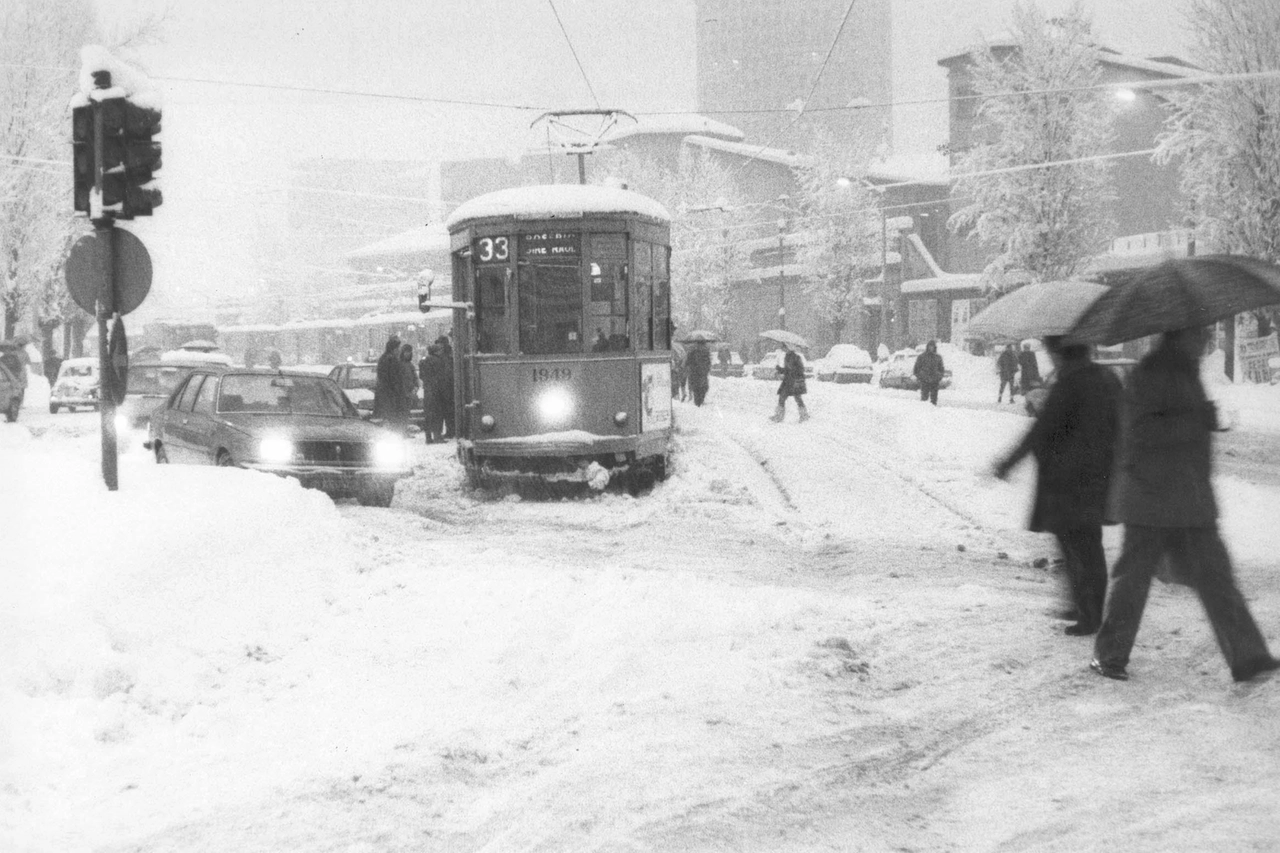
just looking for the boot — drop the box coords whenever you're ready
[769,403,785,423]
[798,407,810,422]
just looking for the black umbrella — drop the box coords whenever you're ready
[1068,255,1280,345]
[679,329,719,343]
[967,280,1107,339]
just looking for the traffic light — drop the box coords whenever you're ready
[98,96,163,219]
[72,105,95,214]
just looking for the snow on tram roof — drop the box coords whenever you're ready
[446,184,671,230]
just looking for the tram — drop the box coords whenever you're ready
[444,184,674,490]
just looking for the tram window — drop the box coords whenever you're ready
[518,263,583,354]
[588,256,629,351]
[475,268,510,353]
[632,242,654,350]
[653,245,671,349]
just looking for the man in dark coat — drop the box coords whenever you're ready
[994,338,1122,636]
[434,336,456,438]
[1090,325,1279,682]
[1018,342,1042,391]
[771,344,809,422]
[912,340,945,405]
[685,340,712,406]
[418,343,449,443]
[997,344,1019,403]
[372,336,402,422]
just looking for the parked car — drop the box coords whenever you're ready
[710,350,747,378]
[0,341,27,422]
[49,357,100,413]
[328,361,425,423]
[814,344,874,384]
[114,359,206,442]
[878,348,953,391]
[145,367,411,506]
[750,349,813,381]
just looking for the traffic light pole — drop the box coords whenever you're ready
[92,87,119,491]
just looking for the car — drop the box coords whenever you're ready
[328,361,425,423]
[878,348,953,391]
[0,341,27,422]
[114,359,206,443]
[814,344,874,384]
[710,350,747,378]
[49,357,99,413]
[145,367,412,506]
[750,349,813,381]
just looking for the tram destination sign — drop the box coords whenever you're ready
[519,231,580,259]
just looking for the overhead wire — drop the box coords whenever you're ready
[547,0,601,109]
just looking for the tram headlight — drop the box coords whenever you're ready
[480,414,496,431]
[613,411,628,427]
[258,436,295,464]
[537,387,574,424]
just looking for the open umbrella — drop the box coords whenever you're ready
[966,280,1108,339]
[759,329,809,349]
[1068,255,1280,345]
[679,329,719,343]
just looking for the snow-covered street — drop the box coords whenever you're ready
[5,365,1280,852]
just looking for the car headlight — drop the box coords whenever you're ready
[537,387,573,424]
[114,412,131,434]
[480,414,496,431]
[372,436,405,469]
[258,436,294,464]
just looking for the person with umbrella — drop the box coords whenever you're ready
[993,336,1122,636]
[685,339,712,406]
[1089,325,1279,682]
[912,340,945,406]
[771,342,809,422]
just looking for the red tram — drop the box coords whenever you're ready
[444,184,674,490]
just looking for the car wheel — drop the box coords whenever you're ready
[49,403,59,414]
[155,443,169,464]
[216,450,235,467]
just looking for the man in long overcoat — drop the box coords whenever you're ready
[418,343,450,443]
[1090,325,1279,682]
[912,340,945,405]
[685,340,712,406]
[1018,342,1042,391]
[433,336,455,438]
[997,344,1019,403]
[372,336,402,422]
[994,339,1122,636]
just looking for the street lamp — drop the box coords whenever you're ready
[777,216,788,329]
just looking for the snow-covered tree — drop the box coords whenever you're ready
[947,2,1117,289]
[599,146,750,334]
[791,131,880,344]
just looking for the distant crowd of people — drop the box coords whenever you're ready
[373,334,455,443]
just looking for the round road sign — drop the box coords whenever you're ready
[65,229,153,316]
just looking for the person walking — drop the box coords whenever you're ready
[997,343,1019,403]
[993,338,1122,636]
[913,340,945,406]
[670,342,688,401]
[685,340,712,407]
[1018,342,1042,393]
[1090,325,1279,682]
[433,336,456,439]
[771,344,809,422]
[372,336,402,424]
[418,343,449,443]
[396,343,419,434]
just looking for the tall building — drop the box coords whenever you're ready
[694,0,892,152]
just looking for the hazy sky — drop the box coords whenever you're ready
[93,0,1190,317]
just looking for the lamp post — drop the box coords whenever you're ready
[777,216,788,329]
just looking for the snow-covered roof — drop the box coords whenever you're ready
[939,38,1198,80]
[446,185,671,230]
[901,273,984,295]
[683,135,805,168]
[868,153,952,186]
[602,115,745,144]
[345,226,451,261]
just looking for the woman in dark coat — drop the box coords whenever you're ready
[994,338,1122,635]
[912,340,945,405]
[770,344,809,422]
[418,343,449,443]
[685,340,712,406]
[434,336,455,438]
[372,336,402,422]
[395,343,418,434]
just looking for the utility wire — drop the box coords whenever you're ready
[547,0,601,109]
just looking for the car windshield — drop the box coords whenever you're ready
[218,374,353,416]
[346,365,377,390]
[128,365,192,396]
[62,364,94,378]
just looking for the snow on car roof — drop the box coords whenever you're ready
[446,184,671,231]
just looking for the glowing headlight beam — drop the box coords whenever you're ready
[258,436,294,464]
[372,437,406,469]
[537,387,574,424]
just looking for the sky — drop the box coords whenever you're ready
[89,0,1191,319]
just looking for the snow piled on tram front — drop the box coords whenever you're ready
[445,184,671,230]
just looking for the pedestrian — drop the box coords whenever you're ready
[418,343,449,443]
[372,336,402,424]
[1018,342,1042,393]
[913,340,945,405]
[670,342,688,401]
[993,337,1122,636]
[43,351,63,387]
[771,343,809,422]
[997,343,1019,403]
[1090,325,1279,682]
[686,340,712,406]
[267,350,282,370]
[433,335,456,438]
[397,343,419,434]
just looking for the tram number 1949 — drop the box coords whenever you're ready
[532,367,573,382]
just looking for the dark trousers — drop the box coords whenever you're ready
[1053,525,1107,630]
[919,382,939,405]
[1094,525,1272,673]
[998,377,1017,400]
[690,375,709,406]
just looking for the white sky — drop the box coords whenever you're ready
[90,0,1189,317]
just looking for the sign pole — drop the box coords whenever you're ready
[91,86,119,491]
